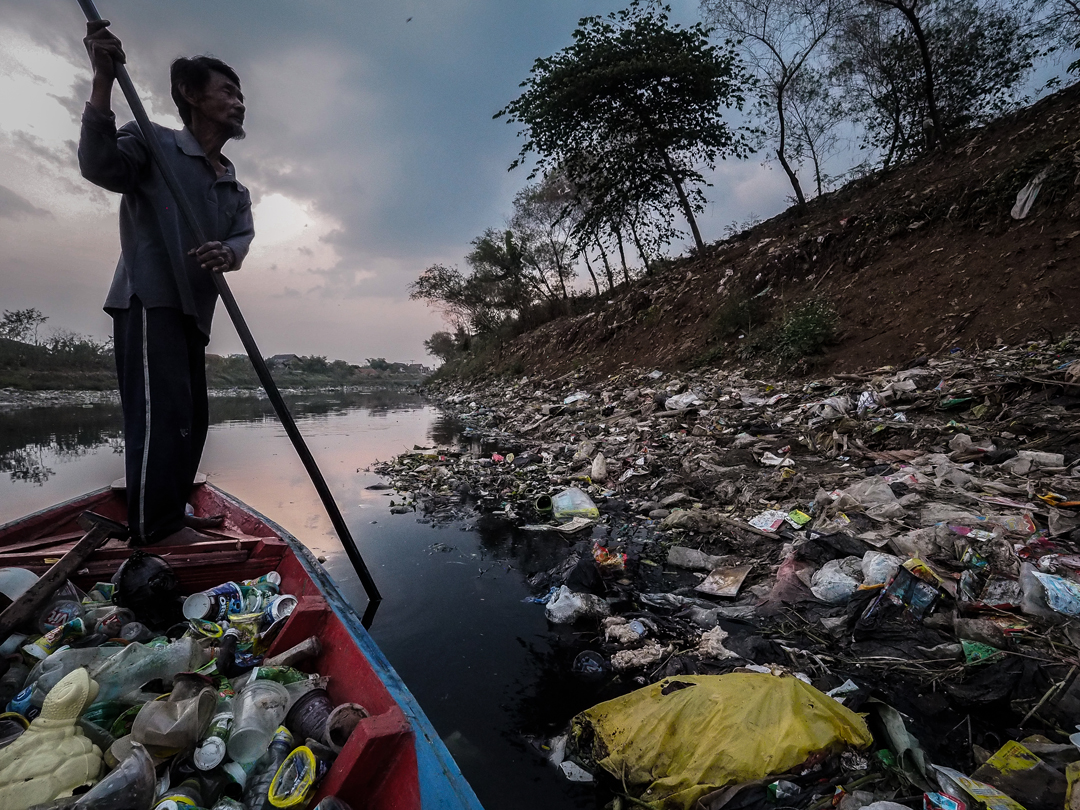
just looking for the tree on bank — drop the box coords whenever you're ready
[700,0,851,207]
[1028,0,1080,71]
[510,179,580,301]
[831,0,1036,167]
[0,308,48,345]
[496,1,755,253]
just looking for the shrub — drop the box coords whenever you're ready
[770,298,838,361]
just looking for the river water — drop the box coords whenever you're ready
[0,390,597,809]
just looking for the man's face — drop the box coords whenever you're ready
[192,70,246,139]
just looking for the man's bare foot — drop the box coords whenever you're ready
[153,526,217,546]
[183,514,224,529]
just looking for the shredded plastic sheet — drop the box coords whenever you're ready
[570,673,873,810]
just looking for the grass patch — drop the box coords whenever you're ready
[731,297,838,365]
[769,298,839,361]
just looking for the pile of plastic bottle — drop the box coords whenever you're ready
[0,552,362,810]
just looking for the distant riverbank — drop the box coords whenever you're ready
[1,335,428,395]
[0,382,424,412]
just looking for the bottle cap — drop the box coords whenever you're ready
[194,737,226,770]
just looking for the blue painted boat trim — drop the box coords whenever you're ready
[212,487,485,810]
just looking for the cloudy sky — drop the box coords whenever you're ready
[1,1,1061,364]
[0,0,804,364]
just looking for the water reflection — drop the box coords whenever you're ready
[428,412,465,447]
[0,403,124,485]
[210,388,426,425]
[0,389,426,485]
[0,389,598,808]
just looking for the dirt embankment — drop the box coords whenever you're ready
[490,81,1080,381]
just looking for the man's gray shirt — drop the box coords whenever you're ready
[79,103,255,338]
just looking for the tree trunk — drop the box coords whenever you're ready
[904,8,943,148]
[659,150,705,252]
[878,0,944,147]
[629,218,651,276]
[527,259,556,300]
[809,138,824,197]
[775,81,807,209]
[884,104,902,169]
[595,236,615,291]
[613,227,630,284]
[548,235,570,299]
[582,251,601,296]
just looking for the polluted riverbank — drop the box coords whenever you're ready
[374,334,1080,810]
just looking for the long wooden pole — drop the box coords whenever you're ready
[75,0,383,616]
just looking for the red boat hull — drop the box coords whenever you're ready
[0,483,483,809]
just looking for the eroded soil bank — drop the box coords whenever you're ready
[469,82,1080,384]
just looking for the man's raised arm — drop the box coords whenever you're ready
[78,20,148,194]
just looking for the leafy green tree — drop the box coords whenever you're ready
[423,332,458,363]
[0,308,48,344]
[496,1,755,252]
[295,355,330,375]
[410,230,536,336]
[831,0,1036,166]
[366,358,392,371]
[510,178,581,300]
[1028,0,1080,71]
[700,0,852,207]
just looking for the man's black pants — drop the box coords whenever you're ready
[112,296,208,544]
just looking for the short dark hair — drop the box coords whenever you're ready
[170,56,241,127]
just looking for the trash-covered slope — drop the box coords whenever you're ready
[376,335,1080,807]
[494,81,1080,381]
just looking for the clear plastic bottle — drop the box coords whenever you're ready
[242,726,294,810]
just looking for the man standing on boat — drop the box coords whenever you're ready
[78,21,254,545]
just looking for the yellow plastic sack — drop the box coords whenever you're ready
[571,673,873,810]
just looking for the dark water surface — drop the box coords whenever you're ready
[0,391,595,809]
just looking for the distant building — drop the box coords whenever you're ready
[267,354,300,369]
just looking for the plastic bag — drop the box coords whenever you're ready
[551,487,599,521]
[545,586,609,624]
[811,558,862,604]
[839,477,904,520]
[665,392,703,410]
[862,552,901,587]
[1028,568,1080,617]
[590,453,607,482]
[90,637,210,702]
[571,673,873,810]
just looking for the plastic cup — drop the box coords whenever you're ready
[284,687,332,742]
[325,702,368,753]
[226,680,289,763]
